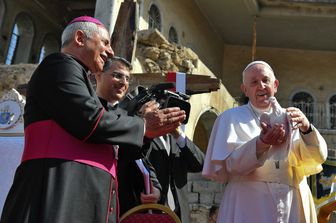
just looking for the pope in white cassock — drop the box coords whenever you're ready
[202,61,328,223]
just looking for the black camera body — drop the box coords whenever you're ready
[119,83,190,124]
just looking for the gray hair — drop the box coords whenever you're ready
[242,60,275,83]
[103,56,133,72]
[61,22,104,47]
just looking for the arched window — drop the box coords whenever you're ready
[148,4,161,31]
[193,110,218,153]
[329,95,336,129]
[5,24,19,64]
[38,46,45,63]
[38,35,59,63]
[6,13,35,64]
[168,26,178,44]
[292,92,314,124]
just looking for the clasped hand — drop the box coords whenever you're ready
[140,101,186,138]
[259,107,310,145]
[259,122,286,146]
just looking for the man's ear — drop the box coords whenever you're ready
[240,83,247,96]
[274,79,279,94]
[74,30,86,47]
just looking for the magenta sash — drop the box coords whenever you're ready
[22,120,117,178]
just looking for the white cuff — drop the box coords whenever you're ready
[176,131,186,148]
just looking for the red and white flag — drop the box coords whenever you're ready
[166,72,186,94]
[166,72,186,131]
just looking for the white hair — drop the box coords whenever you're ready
[242,60,276,83]
[61,22,104,47]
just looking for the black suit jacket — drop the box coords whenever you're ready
[142,134,204,223]
[117,155,160,216]
[98,98,161,216]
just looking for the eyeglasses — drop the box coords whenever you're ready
[107,71,131,83]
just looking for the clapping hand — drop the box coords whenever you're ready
[141,101,186,138]
[259,122,287,146]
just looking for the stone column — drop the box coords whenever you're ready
[94,0,122,36]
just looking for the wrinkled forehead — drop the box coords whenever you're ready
[246,64,273,74]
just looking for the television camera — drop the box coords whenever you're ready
[119,83,190,124]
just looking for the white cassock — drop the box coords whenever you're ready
[202,103,328,223]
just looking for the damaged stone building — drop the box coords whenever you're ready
[1,0,336,222]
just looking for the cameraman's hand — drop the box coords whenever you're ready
[141,101,186,138]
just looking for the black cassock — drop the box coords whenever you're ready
[0,53,145,223]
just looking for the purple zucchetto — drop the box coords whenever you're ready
[68,16,104,26]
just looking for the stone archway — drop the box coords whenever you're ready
[10,12,35,64]
[38,34,60,63]
[188,109,220,223]
[188,109,218,184]
[193,109,218,153]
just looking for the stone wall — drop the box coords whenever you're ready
[188,173,223,222]
[139,0,224,76]
[0,64,36,98]
[135,29,199,74]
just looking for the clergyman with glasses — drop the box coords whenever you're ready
[95,57,162,216]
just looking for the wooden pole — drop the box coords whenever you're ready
[252,16,257,61]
